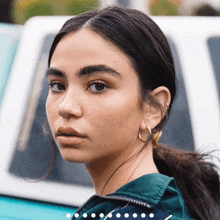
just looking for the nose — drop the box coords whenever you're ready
[58,90,83,119]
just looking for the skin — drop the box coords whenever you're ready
[46,29,171,195]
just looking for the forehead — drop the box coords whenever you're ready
[50,29,134,72]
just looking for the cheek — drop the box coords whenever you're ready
[90,92,142,143]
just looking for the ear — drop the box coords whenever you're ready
[140,86,171,131]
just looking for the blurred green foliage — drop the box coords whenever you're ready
[150,0,179,16]
[25,1,54,18]
[68,0,98,15]
[12,0,98,24]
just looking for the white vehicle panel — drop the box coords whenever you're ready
[0,16,220,206]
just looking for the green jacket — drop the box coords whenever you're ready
[71,173,194,220]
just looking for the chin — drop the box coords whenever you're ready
[59,149,91,164]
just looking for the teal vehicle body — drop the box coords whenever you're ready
[0,195,77,220]
[0,23,21,108]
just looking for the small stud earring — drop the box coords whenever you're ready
[165,102,169,109]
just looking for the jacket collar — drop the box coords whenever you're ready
[108,173,175,206]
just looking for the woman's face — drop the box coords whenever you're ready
[46,29,146,164]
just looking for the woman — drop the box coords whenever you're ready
[46,6,220,220]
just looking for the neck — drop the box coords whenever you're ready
[85,143,159,196]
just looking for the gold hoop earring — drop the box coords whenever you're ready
[138,126,152,143]
[152,130,162,149]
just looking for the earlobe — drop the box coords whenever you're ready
[140,120,147,131]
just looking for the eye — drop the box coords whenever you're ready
[88,82,108,93]
[49,82,66,92]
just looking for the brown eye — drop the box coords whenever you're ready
[89,82,108,93]
[49,82,66,92]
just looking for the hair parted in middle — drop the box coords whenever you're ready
[48,6,176,136]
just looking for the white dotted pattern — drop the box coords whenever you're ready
[124,213,129,218]
[73,212,157,218]
[116,213,121,218]
[133,213,138,218]
[66,213,71,218]
[141,213,146,218]
[107,213,113,218]
[149,213,154,218]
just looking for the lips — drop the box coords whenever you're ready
[56,126,86,145]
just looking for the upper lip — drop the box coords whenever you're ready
[56,126,85,137]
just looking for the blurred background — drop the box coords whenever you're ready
[1,0,220,219]
[1,0,220,24]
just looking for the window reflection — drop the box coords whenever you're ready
[207,37,220,101]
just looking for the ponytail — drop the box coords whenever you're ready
[153,145,220,220]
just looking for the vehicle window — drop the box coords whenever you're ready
[160,37,194,151]
[9,34,93,186]
[8,35,194,185]
[207,37,220,101]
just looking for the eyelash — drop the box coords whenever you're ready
[88,81,109,93]
[48,81,109,93]
[48,82,66,92]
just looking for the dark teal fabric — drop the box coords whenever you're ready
[71,173,194,220]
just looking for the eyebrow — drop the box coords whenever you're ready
[46,65,121,79]
[46,68,66,78]
[78,65,121,78]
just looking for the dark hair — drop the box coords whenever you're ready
[48,6,220,219]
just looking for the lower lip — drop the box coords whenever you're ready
[56,136,85,145]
